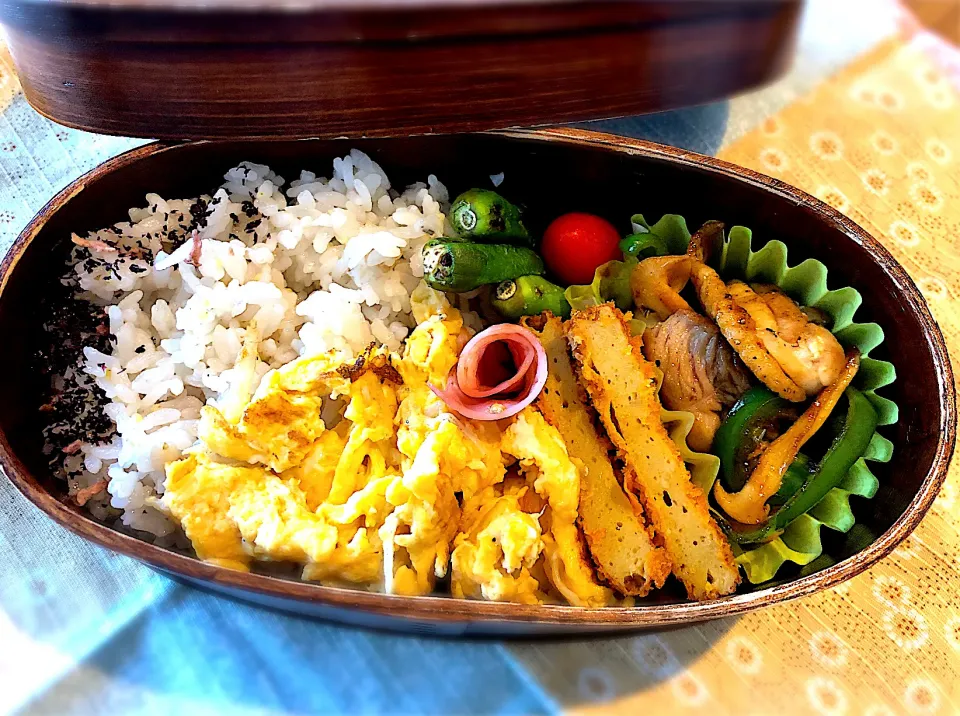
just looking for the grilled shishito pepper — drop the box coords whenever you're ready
[493,276,571,320]
[720,386,879,544]
[421,240,545,292]
[449,189,532,246]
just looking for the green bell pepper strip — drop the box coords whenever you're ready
[714,387,792,493]
[723,387,879,545]
[768,453,812,507]
[619,232,669,260]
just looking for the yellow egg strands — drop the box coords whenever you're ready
[565,213,897,585]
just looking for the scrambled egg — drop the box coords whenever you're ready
[453,408,617,607]
[164,452,338,572]
[162,282,616,605]
[281,429,346,510]
[380,285,507,595]
[197,348,352,473]
[400,282,464,389]
[326,369,399,505]
[451,479,544,604]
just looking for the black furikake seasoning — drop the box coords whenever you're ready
[186,198,209,234]
[38,282,115,467]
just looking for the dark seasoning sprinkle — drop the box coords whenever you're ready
[47,185,281,495]
[41,197,211,472]
[186,198,209,236]
[40,190,231,515]
[237,199,262,240]
[38,278,114,473]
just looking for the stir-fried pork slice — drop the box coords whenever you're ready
[644,310,752,451]
[731,282,846,396]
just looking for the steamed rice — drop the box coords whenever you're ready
[44,150,478,541]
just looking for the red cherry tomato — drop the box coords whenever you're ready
[540,212,623,285]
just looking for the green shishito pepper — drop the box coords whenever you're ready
[619,232,669,260]
[721,386,879,545]
[450,189,532,246]
[422,240,544,292]
[493,276,571,320]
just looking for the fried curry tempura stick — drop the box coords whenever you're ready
[523,313,672,596]
[566,304,740,600]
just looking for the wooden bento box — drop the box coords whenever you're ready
[0,0,953,634]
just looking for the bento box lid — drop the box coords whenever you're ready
[0,0,801,140]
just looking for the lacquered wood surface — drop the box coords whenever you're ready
[0,129,952,634]
[0,0,801,139]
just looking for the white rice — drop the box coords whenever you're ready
[50,150,462,540]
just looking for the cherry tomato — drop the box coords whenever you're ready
[540,212,622,285]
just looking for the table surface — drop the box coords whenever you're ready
[2,1,960,714]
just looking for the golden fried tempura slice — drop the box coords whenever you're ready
[565,304,740,600]
[522,313,672,597]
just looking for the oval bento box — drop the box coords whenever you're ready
[0,129,954,635]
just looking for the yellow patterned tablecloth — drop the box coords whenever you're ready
[561,30,960,716]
